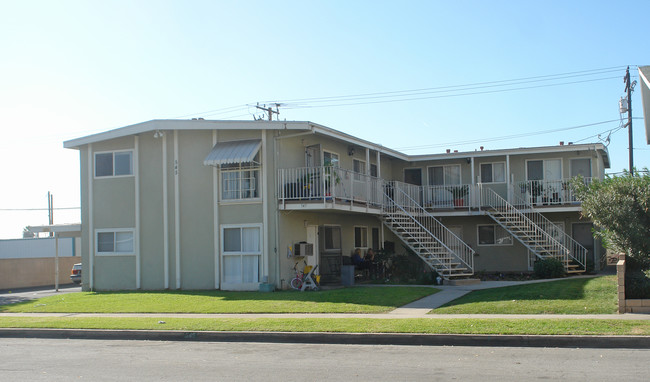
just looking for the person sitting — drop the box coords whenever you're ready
[352,248,365,268]
[364,248,375,262]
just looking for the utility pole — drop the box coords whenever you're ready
[623,66,636,173]
[47,191,54,236]
[255,103,281,121]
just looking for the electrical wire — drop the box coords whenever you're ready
[395,120,621,151]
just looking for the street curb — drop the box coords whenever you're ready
[1,328,649,349]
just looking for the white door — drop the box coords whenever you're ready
[306,225,319,274]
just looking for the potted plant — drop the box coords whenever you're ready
[447,185,469,207]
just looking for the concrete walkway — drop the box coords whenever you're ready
[389,276,605,315]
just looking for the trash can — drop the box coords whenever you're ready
[341,265,355,286]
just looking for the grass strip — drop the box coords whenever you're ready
[0,317,648,336]
[434,276,618,314]
[0,287,437,314]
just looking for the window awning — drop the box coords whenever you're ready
[203,139,262,166]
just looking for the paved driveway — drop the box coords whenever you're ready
[0,285,81,306]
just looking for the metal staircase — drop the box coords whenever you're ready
[479,185,587,273]
[382,182,474,279]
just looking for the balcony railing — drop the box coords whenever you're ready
[277,167,592,210]
[512,178,592,208]
[277,166,383,208]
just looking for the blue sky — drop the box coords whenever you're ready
[0,0,648,239]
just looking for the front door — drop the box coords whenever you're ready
[306,225,319,274]
[319,225,342,284]
[572,223,595,269]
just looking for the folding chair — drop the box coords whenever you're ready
[301,264,320,291]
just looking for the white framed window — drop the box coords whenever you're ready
[221,156,260,201]
[353,159,366,181]
[323,225,341,251]
[428,165,461,185]
[371,227,380,250]
[354,226,368,248]
[323,151,340,167]
[480,162,506,183]
[221,224,261,284]
[526,159,562,181]
[95,229,135,255]
[477,225,513,246]
[95,151,133,178]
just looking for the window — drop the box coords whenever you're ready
[526,159,561,181]
[96,229,134,255]
[95,151,133,177]
[371,227,380,250]
[477,225,512,246]
[323,226,341,251]
[480,163,505,183]
[354,226,368,248]
[323,151,339,167]
[222,225,261,284]
[221,157,260,200]
[353,159,366,180]
[370,163,378,178]
[428,165,460,185]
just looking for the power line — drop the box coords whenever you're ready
[395,119,621,151]
[271,67,627,105]
[280,76,621,109]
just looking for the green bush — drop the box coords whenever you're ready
[625,256,650,299]
[533,258,566,279]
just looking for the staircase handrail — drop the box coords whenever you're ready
[385,181,474,272]
[509,190,587,270]
[479,184,570,264]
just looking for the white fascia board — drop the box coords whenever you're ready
[409,143,610,168]
[27,223,82,236]
[638,66,650,145]
[63,119,312,149]
[310,123,408,161]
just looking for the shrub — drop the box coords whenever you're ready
[625,256,650,299]
[534,258,566,279]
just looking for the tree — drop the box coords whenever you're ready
[572,170,650,266]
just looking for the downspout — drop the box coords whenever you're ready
[174,130,181,289]
[262,130,269,281]
[213,130,220,289]
[134,135,141,289]
[162,132,169,289]
[274,133,281,288]
[88,143,94,290]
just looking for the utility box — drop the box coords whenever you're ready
[294,242,314,256]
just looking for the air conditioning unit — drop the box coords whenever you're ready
[294,242,314,256]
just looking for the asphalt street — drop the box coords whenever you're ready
[1,338,648,381]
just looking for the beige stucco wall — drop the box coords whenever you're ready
[0,257,80,289]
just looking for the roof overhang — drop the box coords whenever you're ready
[27,223,82,238]
[409,143,610,168]
[638,66,650,145]
[203,139,262,166]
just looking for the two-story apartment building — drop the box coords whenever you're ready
[64,119,609,291]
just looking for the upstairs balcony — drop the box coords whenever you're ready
[276,166,383,213]
[277,166,592,214]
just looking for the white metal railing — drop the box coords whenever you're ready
[512,178,593,208]
[509,192,587,271]
[277,166,383,207]
[479,184,571,265]
[384,182,474,275]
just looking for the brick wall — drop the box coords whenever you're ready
[617,253,650,314]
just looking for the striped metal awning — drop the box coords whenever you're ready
[203,139,262,166]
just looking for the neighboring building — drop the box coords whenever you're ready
[64,119,609,291]
[639,65,650,145]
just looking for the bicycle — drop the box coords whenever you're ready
[290,261,320,291]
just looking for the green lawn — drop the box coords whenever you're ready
[434,276,618,314]
[0,287,437,314]
[0,316,648,336]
